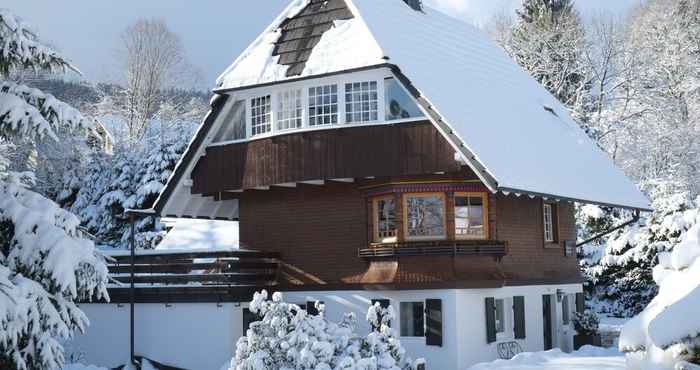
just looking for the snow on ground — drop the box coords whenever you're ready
[467,346,625,370]
[61,365,107,370]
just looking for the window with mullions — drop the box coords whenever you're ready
[455,193,488,239]
[277,89,303,131]
[250,95,271,136]
[308,84,338,126]
[345,81,378,123]
[404,193,446,240]
[373,196,397,243]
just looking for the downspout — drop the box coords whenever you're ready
[576,209,641,247]
[124,208,157,368]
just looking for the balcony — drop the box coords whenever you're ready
[358,240,508,260]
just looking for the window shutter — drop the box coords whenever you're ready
[513,296,526,339]
[485,297,497,344]
[425,299,443,346]
[306,301,319,316]
[575,293,585,314]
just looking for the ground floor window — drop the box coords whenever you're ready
[495,297,513,339]
[400,302,425,337]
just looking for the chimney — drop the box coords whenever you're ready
[403,0,423,11]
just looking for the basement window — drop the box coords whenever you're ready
[308,84,338,126]
[250,95,271,136]
[400,302,425,337]
[345,81,379,123]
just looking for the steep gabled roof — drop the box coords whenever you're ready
[156,0,651,214]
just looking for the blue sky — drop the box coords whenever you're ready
[10,0,641,89]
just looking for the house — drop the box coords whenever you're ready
[71,1,651,369]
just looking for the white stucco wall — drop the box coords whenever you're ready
[69,303,241,370]
[69,284,581,370]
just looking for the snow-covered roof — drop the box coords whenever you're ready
[212,0,651,211]
[155,218,239,251]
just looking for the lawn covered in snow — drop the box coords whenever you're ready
[467,346,625,370]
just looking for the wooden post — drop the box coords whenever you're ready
[129,213,135,366]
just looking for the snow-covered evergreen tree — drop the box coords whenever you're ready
[228,290,422,370]
[0,9,109,369]
[505,0,593,128]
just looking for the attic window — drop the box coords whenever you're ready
[403,0,423,11]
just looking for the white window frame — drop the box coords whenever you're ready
[276,88,304,131]
[494,297,514,341]
[206,68,430,148]
[543,203,554,242]
[344,80,380,124]
[249,94,272,137]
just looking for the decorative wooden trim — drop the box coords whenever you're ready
[402,192,447,241]
[454,192,490,240]
[358,240,507,259]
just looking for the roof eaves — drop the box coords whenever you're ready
[498,186,654,212]
[388,65,500,193]
[152,94,230,215]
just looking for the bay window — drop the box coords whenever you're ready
[373,196,397,243]
[404,193,446,240]
[455,193,488,239]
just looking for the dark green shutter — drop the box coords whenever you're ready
[513,296,526,339]
[425,299,443,346]
[575,293,585,313]
[485,297,497,344]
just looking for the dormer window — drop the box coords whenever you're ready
[308,84,338,126]
[250,95,271,136]
[345,81,379,123]
[277,89,303,131]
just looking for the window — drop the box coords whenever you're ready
[277,89,303,131]
[308,84,338,126]
[455,193,488,239]
[211,99,246,143]
[400,302,425,337]
[250,95,271,136]
[543,203,558,243]
[404,193,446,240]
[562,295,573,325]
[385,77,424,121]
[345,81,378,123]
[494,298,513,340]
[373,196,397,243]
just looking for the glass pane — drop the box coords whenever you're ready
[385,77,424,121]
[455,195,485,238]
[406,195,445,238]
[400,302,425,337]
[495,299,505,333]
[211,100,247,143]
[346,80,378,124]
[376,198,396,241]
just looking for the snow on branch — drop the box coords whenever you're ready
[0,81,89,140]
[0,9,75,75]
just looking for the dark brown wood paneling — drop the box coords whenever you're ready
[191,121,462,194]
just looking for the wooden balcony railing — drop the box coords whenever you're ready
[358,240,507,260]
[105,249,279,288]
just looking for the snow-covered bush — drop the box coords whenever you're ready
[227,290,423,370]
[620,224,700,369]
[572,310,600,336]
[582,193,699,317]
[0,9,109,369]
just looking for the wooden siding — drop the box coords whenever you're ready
[238,180,581,287]
[191,121,462,194]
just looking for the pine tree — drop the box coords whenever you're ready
[0,9,108,369]
[506,0,594,131]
